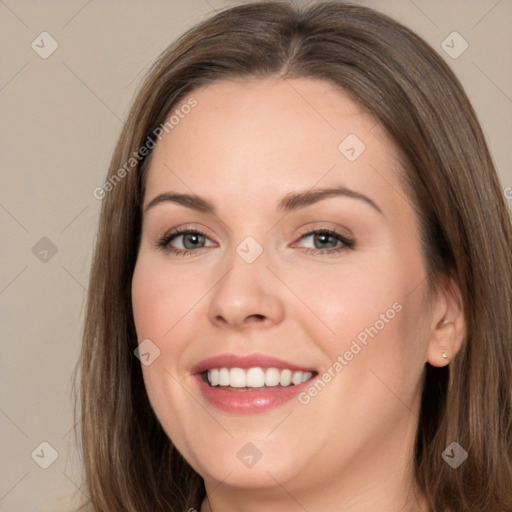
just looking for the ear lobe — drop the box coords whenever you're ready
[426,276,466,367]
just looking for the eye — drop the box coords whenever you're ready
[295,228,355,255]
[156,228,215,256]
[155,226,355,257]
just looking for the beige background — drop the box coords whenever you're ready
[0,0,511,510]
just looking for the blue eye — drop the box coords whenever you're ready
[156,228,355,257]
[156,229,213,256]
[297,229,355,254]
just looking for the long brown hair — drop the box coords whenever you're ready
[76,2,512,510]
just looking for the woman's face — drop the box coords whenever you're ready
[132,77,435,505]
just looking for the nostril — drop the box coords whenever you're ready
[244,314,267,325]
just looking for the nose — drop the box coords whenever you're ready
[207,250,285,332]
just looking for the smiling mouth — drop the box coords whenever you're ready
[203,367,316,389]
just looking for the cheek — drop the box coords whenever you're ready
[284,253,409,345]
[290,248,428,387]
[131,255,197,343]
[131,258,204,451]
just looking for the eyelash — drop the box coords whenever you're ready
[155,226,355,257]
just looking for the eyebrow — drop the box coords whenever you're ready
[144,185,383,216]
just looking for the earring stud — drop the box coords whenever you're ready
[442,351,448,359]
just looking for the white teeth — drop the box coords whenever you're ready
[280,369,292,386]
[264,367,280,386]
[209,368,219,386]
[229,367,246,388]
[292,371,303,385]
[218,368,230,386]
[246,367,265,387]
[301,371,313,383]
[206,367,314,388]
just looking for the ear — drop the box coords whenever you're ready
[426,275,466,367]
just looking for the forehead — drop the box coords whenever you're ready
[144,76,406,216]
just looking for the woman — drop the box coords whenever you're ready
[77,2,512,511]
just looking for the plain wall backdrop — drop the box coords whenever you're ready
[1,0,511,510]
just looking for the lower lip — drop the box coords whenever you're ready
[194,375,314,414]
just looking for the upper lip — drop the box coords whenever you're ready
[191,353,317,375]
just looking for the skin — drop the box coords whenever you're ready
[131,76,465,512]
